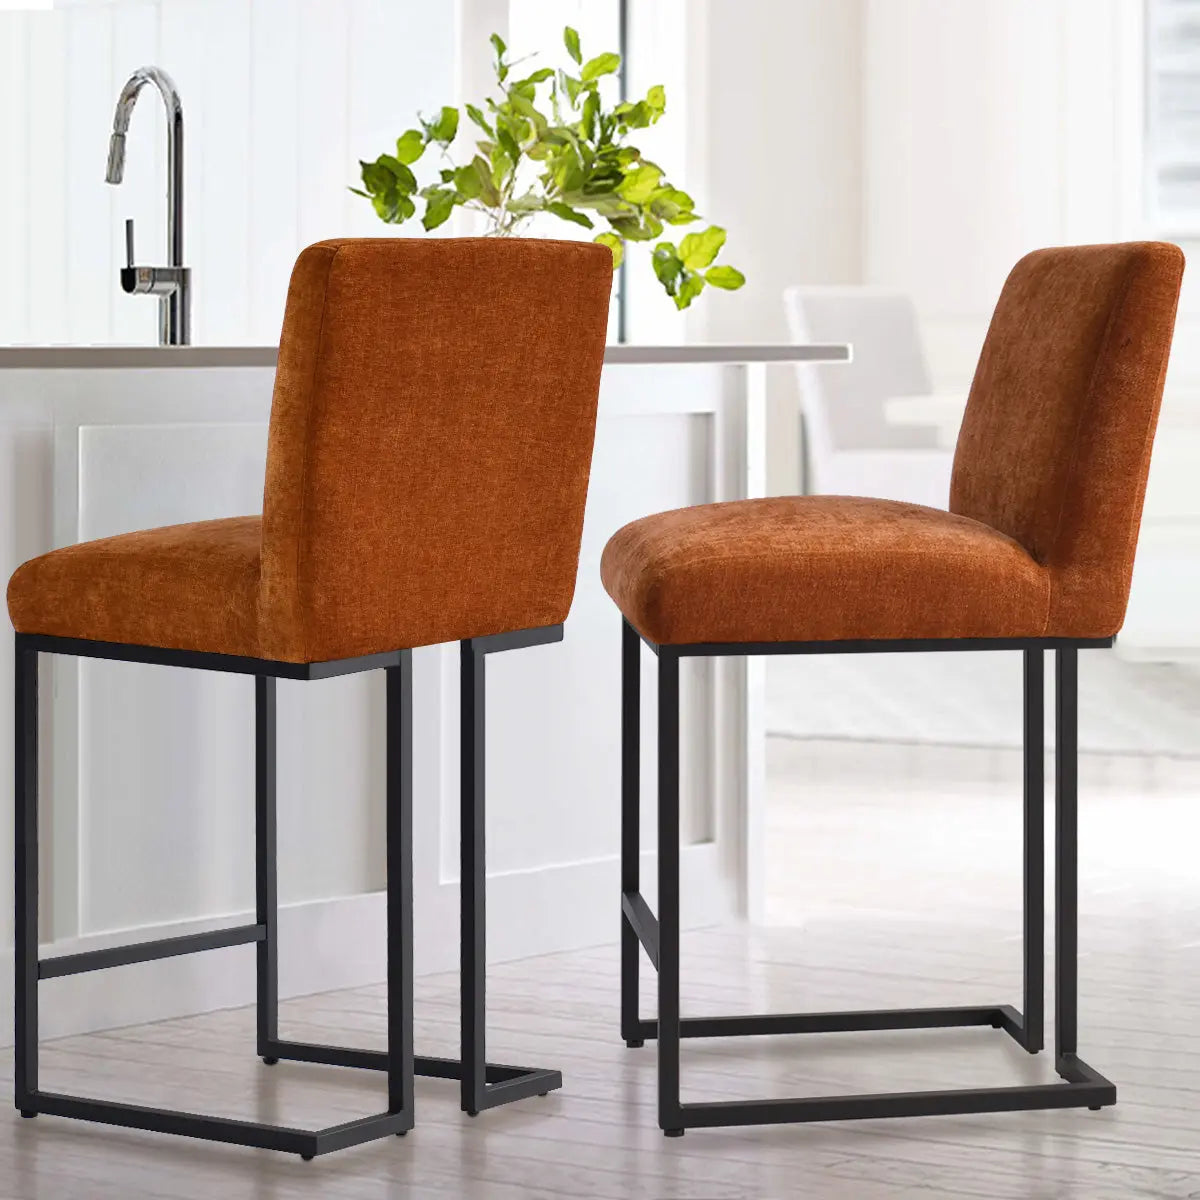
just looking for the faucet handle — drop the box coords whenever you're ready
[116,214,185,299]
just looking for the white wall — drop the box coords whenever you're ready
[0,0,456,346]
[863,0,1144,389]
[688,0,864,493]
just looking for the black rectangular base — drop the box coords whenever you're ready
[264,1038,563,1113]
[21,1090,409,1158]
[622,996,1114,1129]
[674,1052,1114,1128]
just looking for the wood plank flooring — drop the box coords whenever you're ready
[3,738,1199,1198]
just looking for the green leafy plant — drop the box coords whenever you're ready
[351,26,745,310]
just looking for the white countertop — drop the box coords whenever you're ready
[0,343,850,370]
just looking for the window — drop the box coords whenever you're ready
[1146,0,1200,233]
[503,2,691,343]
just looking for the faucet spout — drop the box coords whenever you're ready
[104,132,126,185]
[106,66,189,345]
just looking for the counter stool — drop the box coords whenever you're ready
[601,242,1184,1135]
[8,237,612,1157]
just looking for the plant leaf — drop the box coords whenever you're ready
[652,242,682,293]
[490,32,508,81]
[610,213,659,241]
[581,89,600,140]
[614,99,652,129]
[680,225,726,270]
[546,201,594,229]
[422,188,457,231]
[371,189,414,224]
[516,66,554,86]
[496,124,520,164]
[646,84,666,116]
[377,155,417,192]
[465,103,494,137]
[594,231,623,268]
[454,164,483,200]
[471,154,501,205]
[580,51,620,82]
[649,186,695,223]
[424,105,459,145]
[617,163,662,205]
[705,264,745,290]
[674,269,706,309]
[507,190,543,213]
[564,25,582,65]
[395,129,425,164]
[559,70,582,107]
[359,160,386,193]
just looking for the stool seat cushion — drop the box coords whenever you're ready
[600,495,1054,646]
[8,516,263,658]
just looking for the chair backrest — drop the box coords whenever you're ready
[950,242,1184,638]
[258,237,613,662]
[783,286,938,457]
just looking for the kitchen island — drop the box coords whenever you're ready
[0,342,848,1042]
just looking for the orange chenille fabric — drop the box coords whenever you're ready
[8,238,614,661]
[602,243,1183,646]
[949,242,1183,638]
[7,517,263,656]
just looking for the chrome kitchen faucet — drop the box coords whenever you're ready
[105,67,190,346]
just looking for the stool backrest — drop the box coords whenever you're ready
[950,242,1184,638]
[259,237,613,661]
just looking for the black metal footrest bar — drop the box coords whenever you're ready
[264,1039,563,1109]
[674,1063,1116,1129]
[38,924,265,980]
[22,1090,409,1157]
[633,1004,1025,1042]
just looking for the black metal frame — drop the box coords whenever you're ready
[619,617,1117,1135]
[14,625,564,1158]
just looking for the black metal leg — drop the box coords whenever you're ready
[460,641,486,1115]
[657,649,684,1137]
[448,637,562,1115]
[256,676,279,1064]
[12,626,565,1154]
[16,647,413,1156]
[14,636,38,1117]
[1022,648,1045,1053]
[620,619,643,1048]
[618,635,1115,1132]
[1056,647,1078,1062]
[387,658,415,1127]
[260,633,562,1115]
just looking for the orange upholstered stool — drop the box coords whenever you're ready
[9,238,612,1158]
[603,242,1184,1136]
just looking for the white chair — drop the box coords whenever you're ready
[783,287,954,508]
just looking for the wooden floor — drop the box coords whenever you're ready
[3,739,1200,1198]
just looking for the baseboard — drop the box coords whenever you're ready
[0,844,727,1047]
